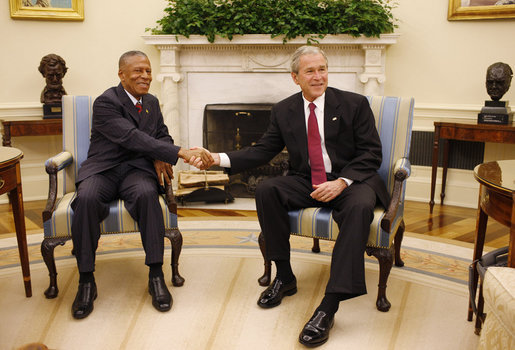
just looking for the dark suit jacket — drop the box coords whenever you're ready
[77,83,181,185]
[227,87,390,208]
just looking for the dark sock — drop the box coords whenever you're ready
[274,260,295,283]
[316,293,359,317]
[149,263,164,278]
[79,271,95,284]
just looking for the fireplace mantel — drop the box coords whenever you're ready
[142,34,398,172]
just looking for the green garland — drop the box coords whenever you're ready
[148,0,397,43]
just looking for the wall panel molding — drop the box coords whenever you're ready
[0,102,44,119]
[0,102,505,208]
[413,102,482,131]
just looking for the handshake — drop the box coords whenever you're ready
[178,146,220,170]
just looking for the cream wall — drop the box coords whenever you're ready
[1,0,515,205]
[1,1,167,103]
[388,0,515,206]
[388,0,515,105]
[0,1,168,202]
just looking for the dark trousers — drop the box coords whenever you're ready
[71,164,164,273]
[255,175,376,295]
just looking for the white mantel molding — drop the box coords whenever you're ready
[142,33,400,46]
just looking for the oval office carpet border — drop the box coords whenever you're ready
[0,219,479,349]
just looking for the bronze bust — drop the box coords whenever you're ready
[485,62,512,101]
[38,54,68,104]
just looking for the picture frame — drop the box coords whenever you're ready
[448,0,515,20]
[9,0,84,21]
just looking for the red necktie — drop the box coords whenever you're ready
[135,101,142,114]
[307,103,327,186]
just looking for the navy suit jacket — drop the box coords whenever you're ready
[77,83,180,185]
[227,87,390,208]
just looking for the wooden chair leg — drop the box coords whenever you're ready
[474,281,486,335]
[312,238,320,253]
[40,237,71,299]
[394,220,405,267]
[258,232,271,286]
[165,228,185,287]
[366,245,394,312]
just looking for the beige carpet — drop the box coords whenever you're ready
[0,219,480,350]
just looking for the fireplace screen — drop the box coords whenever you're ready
[203,103,288,197]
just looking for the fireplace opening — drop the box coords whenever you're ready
[203,103,288,198]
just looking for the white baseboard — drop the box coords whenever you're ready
[406,165,479,209]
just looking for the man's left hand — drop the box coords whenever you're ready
[154,159,174,186]
[310,179,347,202]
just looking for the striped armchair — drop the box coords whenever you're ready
[257,96,414,312]
[41,95,184,299]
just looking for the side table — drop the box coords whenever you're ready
[2,119,62,147]
[0,147,31,297]
[469,160,515,334]
[430,121,515,214]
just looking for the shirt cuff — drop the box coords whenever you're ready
[339,177,353,187]
[219,153,231,168]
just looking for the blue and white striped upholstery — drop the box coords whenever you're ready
[43,95,178,238]
[289,96,414,248]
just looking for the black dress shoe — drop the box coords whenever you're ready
[72,282,97,319]
[257,277,297,308]
[299,311,335,347]
[148,276,172,312]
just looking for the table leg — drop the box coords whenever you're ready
[429,124,440,214]
[2,123,12,147]
[468,203,488,322]
[440,139,450,205]
[10,182,32,297]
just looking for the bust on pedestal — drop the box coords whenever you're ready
[39,54,67,119]
[478,62,513,125]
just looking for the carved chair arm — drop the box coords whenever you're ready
[164,181,178,214]
[42,151,73,222]
[380,158,411,233]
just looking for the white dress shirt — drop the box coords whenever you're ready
[218,92,352,186]
[124,89,142,106]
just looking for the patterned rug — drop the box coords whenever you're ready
[0,218,480,349]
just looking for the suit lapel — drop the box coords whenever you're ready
[138,95,152,130]
[117,84,141,126]
[288,93,308,161]
[324,88,342,163]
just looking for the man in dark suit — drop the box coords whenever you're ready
[70,50,212,319]
[211,46,388,347]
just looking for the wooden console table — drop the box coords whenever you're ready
[1,119,62,147]
[429,120,515,214]
[468,160,514,334]
[0,147,31,297]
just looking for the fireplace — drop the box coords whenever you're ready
[203,103,288,197]
[142,34,399,188]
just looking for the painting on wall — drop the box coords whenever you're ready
[9,0,84,21]
[448,0,515,20]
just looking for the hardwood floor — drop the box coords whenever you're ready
[0,199,509,249]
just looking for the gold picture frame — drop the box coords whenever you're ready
[10,0,84,21]
[448,0,515,20]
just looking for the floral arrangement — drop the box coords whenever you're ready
[148,0,397,43]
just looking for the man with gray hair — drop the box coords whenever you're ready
[209,45,388,347]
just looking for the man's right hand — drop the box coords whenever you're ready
[178,147,214,170]
[190,152,221,169]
